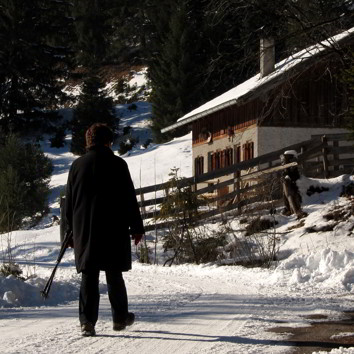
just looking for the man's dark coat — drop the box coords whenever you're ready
[65,146,144,273]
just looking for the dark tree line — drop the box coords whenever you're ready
[0,0,353,143]
[0,0,73,135]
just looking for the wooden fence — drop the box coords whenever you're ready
[137,133,353,231]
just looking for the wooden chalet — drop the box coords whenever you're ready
[162,29,354,194]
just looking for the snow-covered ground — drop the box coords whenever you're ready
[1,72,354,353]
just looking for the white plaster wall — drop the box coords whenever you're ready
[258,127,350,156]
[193,125,258,175]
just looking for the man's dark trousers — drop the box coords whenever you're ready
[79,269,128,325]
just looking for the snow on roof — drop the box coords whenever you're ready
[161,27,354,133]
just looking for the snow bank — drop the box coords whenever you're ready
[0,274,78,307]
[278,248,354,290]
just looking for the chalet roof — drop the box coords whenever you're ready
[161,27,354,134]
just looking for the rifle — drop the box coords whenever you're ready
[40,230,73,299]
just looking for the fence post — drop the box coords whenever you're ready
[333,140,339,173]
[321,135,329,178]
[233,170,241,213]
[140,192,146,216]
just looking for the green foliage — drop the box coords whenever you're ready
[104,0,147,64]
[0,0,73,134]
[147,0,206,142]
[0,135,53,232]
[71,0,110,68]
[71,74,117,155]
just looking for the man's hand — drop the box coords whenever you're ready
[132,234,144,245]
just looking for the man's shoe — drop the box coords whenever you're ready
[113,312,135,331]
[81,322,96,337]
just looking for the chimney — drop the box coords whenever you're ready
[260,38,275,78]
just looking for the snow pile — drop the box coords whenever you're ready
[279,248,354,290]
[0,274,78,307]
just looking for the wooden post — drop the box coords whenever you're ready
[299,146,306,176]
[140,192,146,216]
[234,170,241,213]
[321,135,329,179]
[333,140,339,173]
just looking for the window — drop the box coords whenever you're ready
[195,156,204,176]
[209,148,233,172]
[243,141,254,161]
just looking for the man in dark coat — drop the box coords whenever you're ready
[65,123,144,336]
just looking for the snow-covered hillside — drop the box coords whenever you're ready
[1,70,354,353]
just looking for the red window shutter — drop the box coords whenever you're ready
[221,150,225,168]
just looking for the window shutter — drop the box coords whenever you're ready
[208,152,212,172]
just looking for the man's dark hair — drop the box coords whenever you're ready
[85,123,113,150]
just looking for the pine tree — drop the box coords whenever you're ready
[70,1,121,155]
[148,0,206,142]
[71,74,117,155]
[0,0,73,134]
[106,0,148,64]
[0,135,53,232]
[72,0,115,67]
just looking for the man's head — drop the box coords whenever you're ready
[85,123,113,150]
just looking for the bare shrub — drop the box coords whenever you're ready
[217,216,280,268]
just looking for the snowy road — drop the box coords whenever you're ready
[1,263,352,354]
